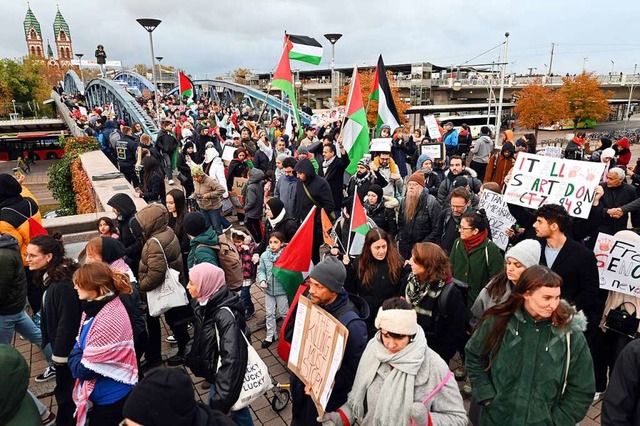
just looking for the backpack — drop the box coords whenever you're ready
[198,234,243,291]
[109,129,121,151]
[3,201,47,239]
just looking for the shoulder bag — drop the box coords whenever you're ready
[146,237,189,317]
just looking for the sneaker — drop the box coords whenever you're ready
[167,354,185,366]
[42,411,56,426]
[200,381,211,390]
[461,380,472,396]
[238,221,245,226]
[454,365,467,381]
[261,339,274,349]
[35,365,56,383]
[165,335,177,344]
[168,179,175,185]
[593,391,604,402]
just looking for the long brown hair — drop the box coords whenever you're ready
[411,242,450,284]
[486,269,509,301]
[357,228,404,286]
[477,265,570,367]
[73,262,132,297]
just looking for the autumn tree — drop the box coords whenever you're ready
[227,68,252,85]
[559,72,611,128]
[0,57,51,117]
[514,80,569,138]
[335,69,410,128]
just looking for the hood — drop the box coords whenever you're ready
[0,234,19,250]
[477,134,492,143]
[446,168,476,179]
[205,286,246,320]
[503,129,514,142]
[293,158,316,179]
[514,300,588,336]
[0,345,29,423]
[135,203,169,238]
[323,290,370,322]
[248,168,265,183]
[383,195,399,209]
[101,237,126,263]
[501,142,515,156]
[616,137,630,149]
[190,227,219,247]
[107,193,137,219]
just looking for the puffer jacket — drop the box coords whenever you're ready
[364,196,398,237]
[186,287,248,414]
[0,235,26,315]
[257,248,286,296]
[466,302,595,425]
[397,191,441,259]
[136,203,184,291]
[187,228,220,268]
[0,194,41,265]
[194,175,226,211]
[449,238,504,310]
[242,168,265,219]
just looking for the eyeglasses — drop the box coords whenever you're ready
[457,225,475,231]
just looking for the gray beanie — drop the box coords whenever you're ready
[309,256,346,293]
[505,239,541,269]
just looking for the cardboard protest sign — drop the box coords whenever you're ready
[424,115,441,140]
[478,190,516,251]
[288,296,349,416]
[233,177,248,204]
[503,153,605,219]
[420,143,445,160]
[593,232,640,297]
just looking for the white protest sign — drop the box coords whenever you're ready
[594,232,640,296]
[503,153,605,219]
[221,145,237,162]
[370,138,392,153]
[424,115,441,140]
[478,190,516,251]
[544,146,563,158]
[420,143,444,160]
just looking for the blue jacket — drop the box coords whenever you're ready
[257,249,286,296]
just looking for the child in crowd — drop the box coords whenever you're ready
[231,230,257,320]
[97,216,119,239]
[256,231,289,348]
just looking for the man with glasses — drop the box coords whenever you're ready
[434,187,474,255]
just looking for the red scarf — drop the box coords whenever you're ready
[463,229,488,253]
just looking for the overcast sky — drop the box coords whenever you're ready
[4,0,640,78]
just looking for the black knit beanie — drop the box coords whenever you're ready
[183,212,208,236]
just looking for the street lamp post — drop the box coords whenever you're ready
[75,53,84,82]
[155,56,163,93]
[324,33,342,108]
[494,32,510,146]
[625,71,637,130]
[137,18,162,124]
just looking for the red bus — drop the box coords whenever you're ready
[0,132,65,161]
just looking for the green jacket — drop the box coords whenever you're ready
[187,228,220,268]
[465,302,595,425]
[449,237,503,309]
[0,345,41,425]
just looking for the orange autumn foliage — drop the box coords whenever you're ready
[514,80,569,137]
[559,72,611,128]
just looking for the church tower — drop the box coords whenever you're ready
[53,5,73,67]
[24,5,45,58]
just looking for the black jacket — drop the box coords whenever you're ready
[293,159,335,222]
[253,149,275,174]
[401,277,467,363]
[397,192,442,259]
[107,194,144,276]
[186,287,248,414]
[318,154,350,212]
[226,159,249,191]
[364,197,398,238]
[0,235,26,315]
[255,216,298,255]
[115,134,139,167]
[434,208,462,255]
[602,339,640,425]
[42,275,81,364]
[597,183,638,236]
[156,130,177,155]
[141,173,165,205]
[346,171,388,208]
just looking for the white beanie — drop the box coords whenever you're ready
[601,148,616,161]
[505,239,541,268]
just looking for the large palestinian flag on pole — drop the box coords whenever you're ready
[342,65,370,175]
[272,37,303,138]
[178,71,194,100]
[273,206,316,303]
[369,55,401,136]
[287,34,323,65]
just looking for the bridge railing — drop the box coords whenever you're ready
[50,90,87,137]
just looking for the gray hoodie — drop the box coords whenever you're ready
[471,134,494,164]
[242,168,265,219]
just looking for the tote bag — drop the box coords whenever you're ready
[217,307,273,410]
[147,238,189,317]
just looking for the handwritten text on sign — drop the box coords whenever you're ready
[478,190,516,251]
[288,296,349,416]
[594,232,640,297]
[503,153,605,219]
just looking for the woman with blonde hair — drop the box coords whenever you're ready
[69,262,138,426]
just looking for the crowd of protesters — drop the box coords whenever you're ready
[2,87,640,426]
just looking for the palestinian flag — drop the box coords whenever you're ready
[272,37,303,138]
[178,71,194,100]
[369,55,400,136]
[287,34,323,65]
[273,206,316,303]
[348,194,371,256]
[342,65,370,175]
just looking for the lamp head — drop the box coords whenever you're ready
[324,33,343,45]
[137,18,162,32]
